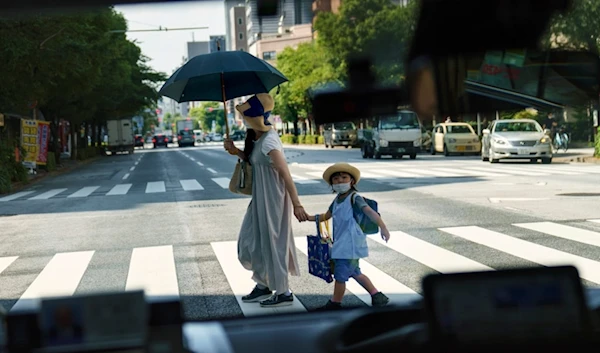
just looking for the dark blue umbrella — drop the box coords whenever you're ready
[158,50,288,103]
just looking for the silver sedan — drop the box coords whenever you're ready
[481,119,553,164]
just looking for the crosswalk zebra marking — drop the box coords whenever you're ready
[291,175,320,184]
[211,241,307,316]
[126,245,179,299]
[107,184,132,196]
[491,167,546,176]
[212,178,231,189]
[371,169,426,178]
[514,222,600,248]
[10,251,94,312]
[295,237,419,307]
[180,179,204,191]
[68,186,100,198]
[588,219,600,224]
[28,188,67,200]
[0,256,18,275]
[0,191,35,202]
[433,167,508,177]
[370,230,492,273]
[146,181,166,193]
[439,226,600,284]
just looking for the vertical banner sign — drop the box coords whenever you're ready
[37,121,51,165]
[21,119,38,164]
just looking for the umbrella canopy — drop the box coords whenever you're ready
[158,51,289,103]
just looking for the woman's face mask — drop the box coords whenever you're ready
[332,183,351,194]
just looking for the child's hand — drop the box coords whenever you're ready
[381,228,391,243]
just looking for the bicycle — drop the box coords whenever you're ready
[552,125,569,153]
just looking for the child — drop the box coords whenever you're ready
[305,162,391,310]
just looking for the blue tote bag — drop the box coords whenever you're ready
[306,214,334,283]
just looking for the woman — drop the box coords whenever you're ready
[224,93,309,308]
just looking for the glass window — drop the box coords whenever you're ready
[446,125,474,133]
[263,51,276,60]
[238,17,243,25]
[239,32,244,40]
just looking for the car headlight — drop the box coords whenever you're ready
[493,138,506,145]
[379,139,389,147]
[413,138,421,147]
[539,136,551,144]
[448,138,457,143]
[472,138,480,143]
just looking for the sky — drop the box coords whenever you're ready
[114,1,225,76]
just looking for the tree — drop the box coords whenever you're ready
[189,102,223,131]
[541,0,600,55]
[272,42,340,133]
[314,0,418,84]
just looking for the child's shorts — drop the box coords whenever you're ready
[333,259,362,282]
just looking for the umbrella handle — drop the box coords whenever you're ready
[220,72,230,139]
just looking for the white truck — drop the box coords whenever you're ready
[360,109,423,159]
[106,118,135,155]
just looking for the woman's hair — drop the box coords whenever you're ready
[330,172,359,193]
[243,128,256,163]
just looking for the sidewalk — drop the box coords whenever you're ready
[552,148,599,163]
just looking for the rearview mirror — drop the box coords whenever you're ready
[482,129,490,134]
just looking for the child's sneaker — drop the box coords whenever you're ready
[316,300,343,311]
[371,292,389,307]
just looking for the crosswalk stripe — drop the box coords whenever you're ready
[371,169,425,178]
[107,184,132,196]
[126,245,179,299]
[212,178,231,189]
[398,169,462,177]
[0,191,35,201]
[28,188,67,200]
[180,179,204,191]
[521,166,582,175]
[514,222,600,248]
[291,174,319,184]
[491,167,546,176]
[68,186,100,198]
[145,181,166,193]
[437,167,508,177]
[463,167,533,177]
[0,256,18,274]
[588,219,600,224]
[439,226,600,284]
[370,231,492,273]
[11,251,94,312]
[295,237,419,307]
[211,241,307,316]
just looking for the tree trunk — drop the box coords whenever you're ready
[70,121,78,160]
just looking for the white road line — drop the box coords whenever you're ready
[371,169,425,178]
[588,220,600,224]
[490,167,545,176]
[135,162,139,166]
[123,173,130,180]
[212,178,231,189]
[196,161,204,167]
[439,226,600,284]
[207,168,217,174]
[11,251,94,312]
[514,222,600,248]
[28,188,67,200]
[0,256,18,274]
[434,167,508,177]
[190,157,195,161]
[462,167,524,176]
[0,191,35,202]
[67,186,100,198]
[295,237,420,307]
[370,231,492,273]
[130,166,136,171]
[400,169,462,177]
[211,241,306,316]
[106,184,132,196]
[145,181,166,193]
[180,179,204,191]
[291,174,320,184]
[126,245,179,299]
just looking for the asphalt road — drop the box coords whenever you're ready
[0,142,599,320]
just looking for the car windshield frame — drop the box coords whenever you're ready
[446,125,475,134]
[379,111,420,130]
[493,121,543,133]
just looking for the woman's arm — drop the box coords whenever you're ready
[224,139,246,160]
[268,149,309,221]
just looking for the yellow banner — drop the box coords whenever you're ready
[21,119,38,163]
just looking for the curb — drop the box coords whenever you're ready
[5,156,101,195]
[553,156,600,164]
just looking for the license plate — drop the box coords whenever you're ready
[456,146,466,151]
[342,141,348,145]
[518,148,529,155]
[397,148,405,153]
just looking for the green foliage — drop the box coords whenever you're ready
[189,102,223,131]
[541,0,600,54]
[595,127,600,157]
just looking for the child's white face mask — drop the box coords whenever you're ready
[332,183,351,194]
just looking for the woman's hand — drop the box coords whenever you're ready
[293,205,310,222]
[224,139,239,155]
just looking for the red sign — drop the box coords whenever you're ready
[36,121,50,165]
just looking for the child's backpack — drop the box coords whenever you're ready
[350,192,380,235]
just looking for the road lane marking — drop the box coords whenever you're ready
[145,181,166,193]
[291,174,319,184]
[106,184,132,196]
[439,226,600,284]
[211,241,306,316]
[180,179,204,191]
[207,168,217,174]
[489,197,549,203]
[126,245,179,299]
[196,161,204,167]
[588,220,600,224]
[11,251,94,312]
[68,186,100,198]
[370,230,492,273]
[28,189,67,200]
[130,166,135,171]
[212,178,230,189]
[0,256,18,274]
[123,173,130,180]
[295,237,420,307]
[0,191,35,202]
[514,222,600,248]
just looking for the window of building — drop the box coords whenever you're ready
[238,17,243,25]
[263,51,276,60]
[239,32,244,40]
